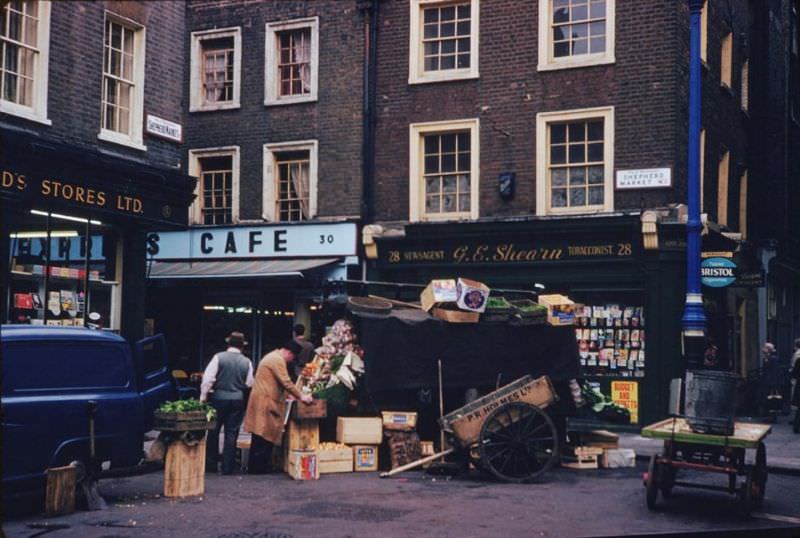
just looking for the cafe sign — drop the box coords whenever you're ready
[146,222,358,260]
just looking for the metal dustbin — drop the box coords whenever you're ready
[684,370,739,436]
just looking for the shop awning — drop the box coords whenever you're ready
[146,258,341,279]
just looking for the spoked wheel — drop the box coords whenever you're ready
[646,455,659,510]
[478,402,559,483]
[753,442,767,506]
[739,468,754,516]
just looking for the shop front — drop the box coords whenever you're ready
[144,222,359,372]
[366,214,692,427]
[1,128,195,342]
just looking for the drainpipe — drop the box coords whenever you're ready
[360,0,379,283]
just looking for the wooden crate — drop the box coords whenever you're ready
[561,446,603,470]
[292,398,327,420]
[164,437,206,497]
[336,417,382,445]
[287,418,320,451]
[287,450,319,480]
[432,307,480,323]
[381,411,418,431]
[317,447,353,474]
[353,445,379,472]
[45,465,76,517]
[153,410,216,432]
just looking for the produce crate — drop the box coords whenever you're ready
[381,411,418,431]
[153,410,217,432]
[292,398,327,420]
[287,418,319,451]
[432,307,480,323]
[537,294,579,326]
[337,417,383,445]
[317,444,353,474]
[561,446,603,470]
[287,450,319,480]
[353,445,379,472]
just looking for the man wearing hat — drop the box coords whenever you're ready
[200,331,254,474]
[244,340,313,474]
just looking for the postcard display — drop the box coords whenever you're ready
[574,305,645,378]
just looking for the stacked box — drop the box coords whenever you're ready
[336,417,382,445]
[317,444,353,474]
[287,450,319,480]
[353,445,379,471]
[381,411,418,431]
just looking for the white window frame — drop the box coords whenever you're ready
[262,140,318,221]
[409,0,480,84]
[98,12,146,151]
[189,27,241,112]
[409,118,480,222]
[740,58,749,111]
[188,146,241,225]
[700,3,708,64]
[538,0,615,71]
[717,147,729,226]
[535,106,614,216]
[264,17,319,106]
[0,0,51,125]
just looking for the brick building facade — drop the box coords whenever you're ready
[1,0,195,342]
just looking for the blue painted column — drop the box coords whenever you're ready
[682,0,707,367]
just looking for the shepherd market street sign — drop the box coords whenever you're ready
[146,223,357,260]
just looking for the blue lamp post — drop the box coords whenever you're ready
[682,0,707,367]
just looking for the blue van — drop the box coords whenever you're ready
[1,325,176,495]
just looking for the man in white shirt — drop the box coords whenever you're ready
[201,331,254,474]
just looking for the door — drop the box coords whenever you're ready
[134,334,176,430]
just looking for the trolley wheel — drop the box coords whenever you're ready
[478,402,558,483]
[646,455,659,510]
[659,464,676,498]
[739,468,754,515]
[753,442,767,506]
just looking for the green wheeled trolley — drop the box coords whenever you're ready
[640,417,771,515]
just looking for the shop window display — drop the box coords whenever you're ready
[574,303,646,378]
[7,211,119,330]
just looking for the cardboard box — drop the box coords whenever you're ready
[336,417,383,445]
[432,307,480,323]
[287,418,319,451]
[381,411,418,430]
[317,446,353,474]
[419,441,435,457]
[600,448,636,468]
[287,450,319,480]
[353,445,379,471]
[420,279,458,312]
[456,278,490,313]
[537,294,579,326]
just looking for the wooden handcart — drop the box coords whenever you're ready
[640,417,771,514]
[382,375,560,483]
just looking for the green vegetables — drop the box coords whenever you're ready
[158,399,217,422]
[486,296,512,310]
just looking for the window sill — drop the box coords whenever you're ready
[537,56,615,72]
[408,70,479,85]
[0,102,52,126]
[541,206,613,217]
[98,130,147,152]
[264,94,318,107]
[189,101,241,112]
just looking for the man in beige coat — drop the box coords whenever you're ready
[244,340,313,473]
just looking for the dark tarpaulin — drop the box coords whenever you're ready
[357,310,580,392]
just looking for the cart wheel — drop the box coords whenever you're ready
[739,469,754,515]
[478,402,558,483]
[659,464,676,498]
[646,455,659,510]
[753,442,767,505]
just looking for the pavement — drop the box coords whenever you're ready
[618,417,800,475]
